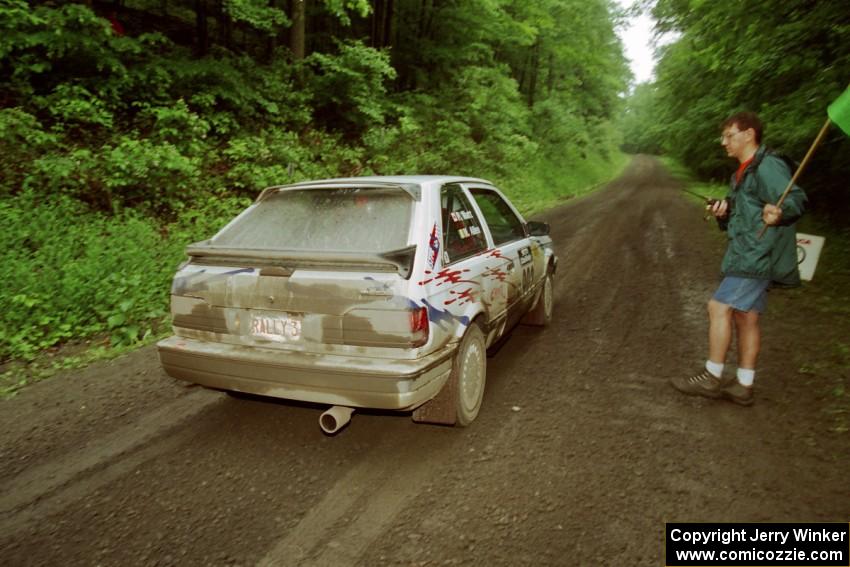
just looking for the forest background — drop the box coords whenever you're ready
[1,0,849,388]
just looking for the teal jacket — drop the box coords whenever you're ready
[719,146,808,286]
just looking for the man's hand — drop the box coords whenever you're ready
[707,199,729,218]
[762,203,783,226]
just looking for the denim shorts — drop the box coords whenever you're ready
[713,276,770,313]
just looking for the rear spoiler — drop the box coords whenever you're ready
[256,182,421,203]
[185,244,418,279]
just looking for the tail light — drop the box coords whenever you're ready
[410,306,429,347]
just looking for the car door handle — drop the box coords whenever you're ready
[505,260,516,273]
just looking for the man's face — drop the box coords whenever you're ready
[720,123,753,160]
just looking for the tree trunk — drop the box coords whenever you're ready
[195,0,209,57]
[417,0,428,40]
[219,0,233,51]
[265,0,279,62]
[290,0,305,59]
[384,0,394,49]
[422,0,437,40]
[527,40,540,107]
[371,0,383,48]
[371,0,395,49]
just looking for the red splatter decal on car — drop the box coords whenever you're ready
[482,265,508,282]
[445,288,476,306]
[419,268,477,286]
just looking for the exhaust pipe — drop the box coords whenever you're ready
[319,406,355,435]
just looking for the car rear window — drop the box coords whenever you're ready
[211,187,413,253]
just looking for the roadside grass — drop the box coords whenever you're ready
[786,218,850,434]
[659,155,727,204]
[0,330,169,398]
[0,193,249,398]
[0,153,629,398]
[503,150,630,216]
[662,155,850,434]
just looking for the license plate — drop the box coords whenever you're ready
[250,313,302,342]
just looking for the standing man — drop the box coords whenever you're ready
[672,111,808,405]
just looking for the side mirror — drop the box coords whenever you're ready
[527,221,550,237]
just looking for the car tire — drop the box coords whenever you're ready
[522,271,553,327]
[454,324,487,426]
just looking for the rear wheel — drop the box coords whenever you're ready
[454,325,487,426]
[522,271,553,327]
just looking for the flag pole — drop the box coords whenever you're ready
[757,116,832,239]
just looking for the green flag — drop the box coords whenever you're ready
[827,88,850,136]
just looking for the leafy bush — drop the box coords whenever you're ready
[25,137,201,214]
[137,99,210,157]
[0,108,58,195]
[223,0,289,32]
[375,68,537,177]
[0,188,255,362]
[0,193,178,359]
[34,84,114,133]
[304,40,397,136]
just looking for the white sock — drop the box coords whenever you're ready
[737,368,755,386]
[706,360,724,378]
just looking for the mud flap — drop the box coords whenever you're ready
[411,373,457,425]
[521,286,543,325]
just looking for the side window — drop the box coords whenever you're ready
[469,188,526,246]
[440,184,487,263]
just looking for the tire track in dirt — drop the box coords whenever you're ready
[258,435,453,566]
[0,389,222,529]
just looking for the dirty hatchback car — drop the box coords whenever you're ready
[158,176,556,431]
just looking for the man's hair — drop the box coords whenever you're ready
[722,111,763,144]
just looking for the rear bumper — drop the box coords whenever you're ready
[157,335,454,410]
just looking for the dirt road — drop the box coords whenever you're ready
[2,156,847,566]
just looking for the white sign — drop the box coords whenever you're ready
[796,233,825,281]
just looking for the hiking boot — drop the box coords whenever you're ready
[722,380,754,406]
[671,369,726,399]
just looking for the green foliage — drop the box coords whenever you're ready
[618,84,664,155]
[0,1,127,95]
[304,40,396,136]
[620,0,850,220]
[24,137,201,213]
[0,190,252,362]
[102,137,201,211]
[137,99,210,156]
[221,129,358,190]
[0,193,173,359]
[163,53,310,135]
[321,0,372,26]
[223,0,289,32]
[365,66,538,177]
[35,84,114,132]
[0,108,58,195]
